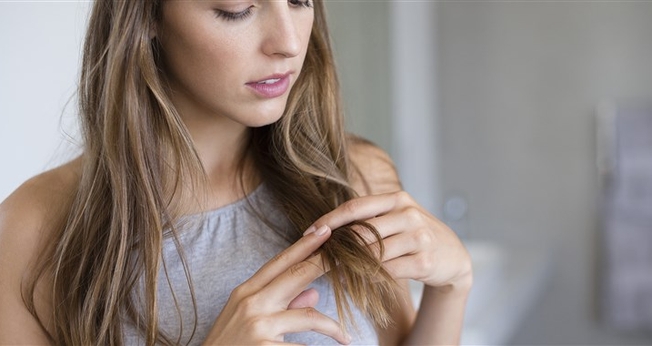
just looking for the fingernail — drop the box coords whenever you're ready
[315,225,329,236]
[303,226,316,236]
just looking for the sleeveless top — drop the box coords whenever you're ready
[123,184,379,345]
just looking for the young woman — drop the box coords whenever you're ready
[0,0,472,345]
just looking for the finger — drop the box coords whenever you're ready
[367,232,419,263]
[349,210,420,244]
[309,191,413,233]
[241,225,331,296]
[272,308,351,345]
[262,253,329,307]
[382,254,434,281]
[288,288,319,309]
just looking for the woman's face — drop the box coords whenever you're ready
[156,0,314,128]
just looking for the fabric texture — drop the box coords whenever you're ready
[123,184,379,345]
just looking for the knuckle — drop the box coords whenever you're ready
[395,190,412,205]
[289,261,310,278]
[304,307,318,320]
[403,206,423,223]
[238,294,261,314]
[413,227,432,246]
[248,316,271,336]
[230,285,248,302]
[416,253,434,274]
[343,198,361,214]
[270,249,290,265]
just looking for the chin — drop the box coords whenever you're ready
[237,111,282,128]
[243,102,288,128]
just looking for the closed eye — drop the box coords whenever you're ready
[214,6,254,21]
[215,0,312,22]
[289,0,313,8]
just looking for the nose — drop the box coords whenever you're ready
[260,7,303,58]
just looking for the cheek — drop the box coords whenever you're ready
[163,29,246,96]
[195,45,241,87]
[298,16,314,61]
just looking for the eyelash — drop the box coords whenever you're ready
[215,6,254,21]
[215,0,313,22]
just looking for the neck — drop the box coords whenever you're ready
[175,107,259,211]
[199,121,260,209]
[164,72,264,209]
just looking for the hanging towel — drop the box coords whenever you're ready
[599,102,652,331]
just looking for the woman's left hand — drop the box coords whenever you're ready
[307,191,472,289]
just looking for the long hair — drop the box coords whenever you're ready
[22,1,397,345]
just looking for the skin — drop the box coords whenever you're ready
[0,0,473,344]
[156,0,314,207]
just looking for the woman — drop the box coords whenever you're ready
[0,0,472,345]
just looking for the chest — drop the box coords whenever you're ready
[125,199,378,345]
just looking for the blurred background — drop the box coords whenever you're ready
[2,1,652,345]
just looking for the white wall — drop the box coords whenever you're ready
[325,1,393,152]
[0,2,89,201]
[326,1,441,214]
[437,2,652,344]
[389,1,440,214]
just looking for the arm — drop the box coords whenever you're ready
[0,179,58,344]
[402,276,472,345]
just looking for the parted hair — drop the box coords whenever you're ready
[22,1,397,345]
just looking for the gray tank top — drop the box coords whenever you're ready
[123,184,379,345]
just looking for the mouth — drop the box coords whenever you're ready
[246,72,293,99]
[255,77,283,85]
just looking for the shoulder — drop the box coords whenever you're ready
[0,157,81,233]
[347,136,402,197]
[0,157,81,341]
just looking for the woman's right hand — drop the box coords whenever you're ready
[202,225,351,345]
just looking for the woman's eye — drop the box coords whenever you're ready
[289,0,313,8]
[214,6,254,21]
[215,0,311,21]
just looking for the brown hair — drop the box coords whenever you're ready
[23,1,397,345]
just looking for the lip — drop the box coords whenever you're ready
[245,72,292,99]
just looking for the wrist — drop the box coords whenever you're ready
[428,272,473,295]
[408,273,472,345]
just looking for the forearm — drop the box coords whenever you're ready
[401,277,472,346]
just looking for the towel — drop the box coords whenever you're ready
[600,103,652,331]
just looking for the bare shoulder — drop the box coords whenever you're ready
[0,157,81,342]
[348,136,402,196]
[0,157,81,233]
